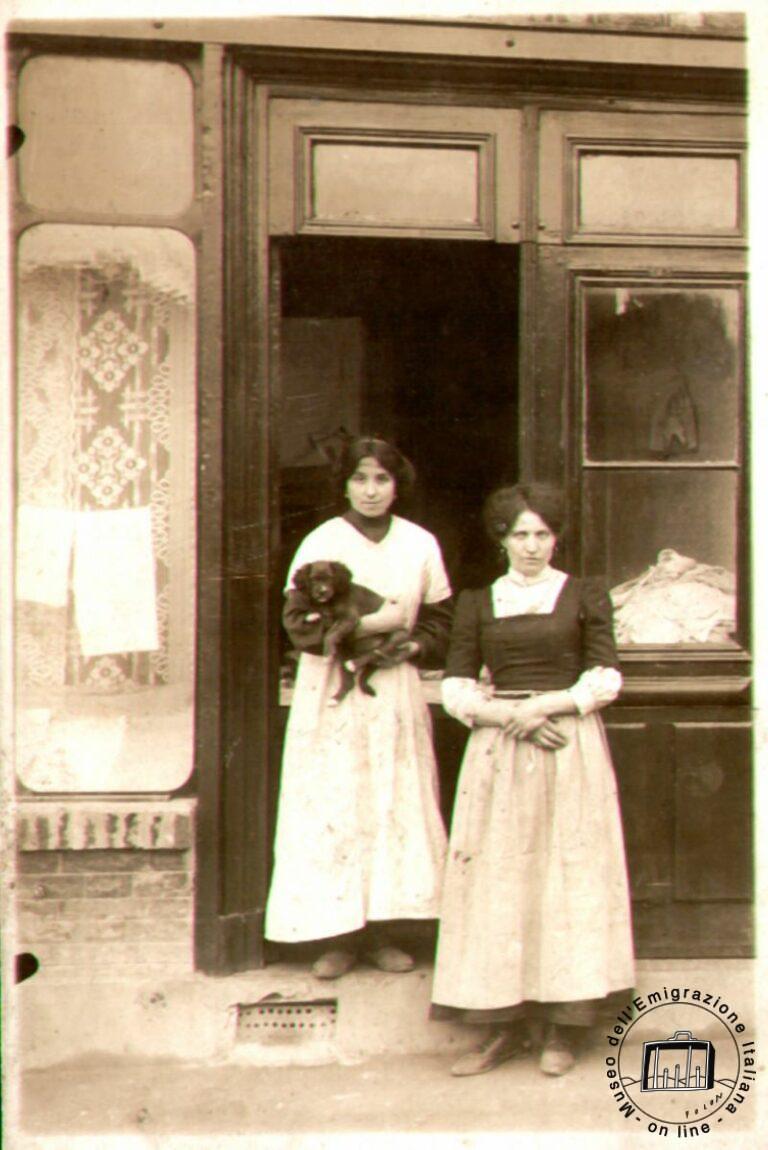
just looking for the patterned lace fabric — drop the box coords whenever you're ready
[16,235,197,793]
[17,257,194,695]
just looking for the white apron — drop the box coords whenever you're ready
[265,516,450,943]
[432,712,635,1009]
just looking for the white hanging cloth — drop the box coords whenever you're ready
[73,507,159,657]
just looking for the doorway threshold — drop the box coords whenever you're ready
[16,958,755,1072]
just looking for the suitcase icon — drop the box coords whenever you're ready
[641,1030,716,1092]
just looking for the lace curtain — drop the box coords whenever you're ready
[16,228,196,792]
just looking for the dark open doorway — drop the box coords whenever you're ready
[268,237,522,962]
[277,236,521,596]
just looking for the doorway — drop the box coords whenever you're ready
[268,237,521,918]
[277,236,521,595]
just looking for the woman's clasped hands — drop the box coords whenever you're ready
[501,697,568,750]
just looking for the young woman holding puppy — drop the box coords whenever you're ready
[431,483,634,1078]
[265,436,452,978]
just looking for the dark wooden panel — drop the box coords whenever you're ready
[193,42,227,975]
[526,245,570,490]
[220,911,267,973]
[605,720,674,902]
[674,722,752,900]
[632,900,752,958]
[605,706,752,958]
[196,62,276,974]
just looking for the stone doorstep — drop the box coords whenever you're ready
[14,958,756,1072]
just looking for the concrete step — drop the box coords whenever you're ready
[16,956,755,1071]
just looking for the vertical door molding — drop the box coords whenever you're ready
[195,55,277,973]
[193,41,229,973]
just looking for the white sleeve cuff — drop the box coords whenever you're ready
[569,666,623,715]
[441,676,491,728]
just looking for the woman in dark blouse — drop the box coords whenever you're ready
[431,483,634,1077]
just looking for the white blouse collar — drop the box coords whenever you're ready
[491,566,568,619]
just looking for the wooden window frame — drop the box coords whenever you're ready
[566,138,746,245]
[568,257,750,676]
[537,108,747,248]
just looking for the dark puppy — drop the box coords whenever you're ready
[291,561,409,703]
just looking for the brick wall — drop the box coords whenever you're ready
[14,800,195,981]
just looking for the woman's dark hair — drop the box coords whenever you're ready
[335,436,416,502]
[482,483,565,542]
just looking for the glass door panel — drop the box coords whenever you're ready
[582,283,741,465]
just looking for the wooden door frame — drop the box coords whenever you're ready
[195,55,279,973]
[193,44,746,974]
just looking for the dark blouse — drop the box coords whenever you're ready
[444,577,620,691]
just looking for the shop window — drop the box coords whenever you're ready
[583,286,740,464]
[18,56,194,217]
[579,280,743,648]
[15,225,196,792]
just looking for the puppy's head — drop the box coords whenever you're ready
[293,561,352,604]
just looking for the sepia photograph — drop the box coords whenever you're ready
[1,2,764,1147]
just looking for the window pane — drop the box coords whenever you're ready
[583,470,738,646]
[16,225,196,792]
[579,152,740,234]
[584,285,741,463]
[311,141,480,226]
[18,56,194,217]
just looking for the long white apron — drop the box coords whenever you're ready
[265,516,449,943]
[432,712,635,1009]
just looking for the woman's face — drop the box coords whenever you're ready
[345,456,397,518]
[502,509,556,576]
